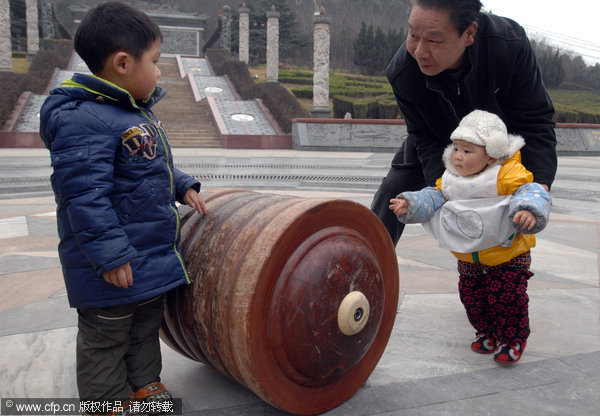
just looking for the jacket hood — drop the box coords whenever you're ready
[39,73,165,149]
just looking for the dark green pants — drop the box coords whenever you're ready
[76,295,164,401]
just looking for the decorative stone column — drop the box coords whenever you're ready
[312,7,331,118]
[40,0,56,39]
[0,0,12,71]
[26,0,39,58]
[238,3,249,64]
[220,5,232,51]
[266,5,279,82]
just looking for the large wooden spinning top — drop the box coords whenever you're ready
[161,188,399,415]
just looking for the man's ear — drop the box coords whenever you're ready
[464,22,478,46]
[112,51,130,75]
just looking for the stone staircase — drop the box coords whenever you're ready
[153,58,222,148]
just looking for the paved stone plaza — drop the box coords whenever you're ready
[0,148,598,415]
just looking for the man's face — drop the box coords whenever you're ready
[406,5,477,76]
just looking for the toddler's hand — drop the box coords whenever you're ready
[103,262,133,288]
[184,188,207,215]
[389,198,408,215]
[513,210,536,230]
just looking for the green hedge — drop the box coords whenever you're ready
[257,82,310,133]
[291,87,313,99]
[278,75,313,85]
[554,110,600,124]
[333,95,400,119]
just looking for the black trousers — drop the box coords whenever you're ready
[371,139,428,246]
[76,295,164,401]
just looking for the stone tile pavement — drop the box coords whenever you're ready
[0,149,598,415]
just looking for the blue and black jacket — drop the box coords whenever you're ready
[40,73,200,308]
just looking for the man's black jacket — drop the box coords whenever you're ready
[386,12,557,188]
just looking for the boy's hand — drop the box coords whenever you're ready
[184,188,207,215]
[389,198,408,216]
[103,262,133,288]
[513,210,537,230]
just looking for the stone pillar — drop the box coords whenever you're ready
[40,0,56,39]
[220,5,232,51]
[0,0,12,71]
[266,5,279,82]
[312,7,331,118]
[238,3,249,64]
[26,0,39,57]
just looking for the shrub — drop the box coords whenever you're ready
[0,73,25,128]
[278,69,313,85]
[332,95,400,119]
[24,41,73,94]
[221,60,258,100]
[291,87,313,99]
[278,75,313,85]
[257,82,310,133]
[0,40,73,128]
[205,48,230,75]
[332,96,353,118]
[554,110,600,124]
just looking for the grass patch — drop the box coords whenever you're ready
[248,65,600,121]
[12,58,30,74]
[549,89,600,116]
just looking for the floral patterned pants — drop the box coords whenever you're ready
[457,251,533,345]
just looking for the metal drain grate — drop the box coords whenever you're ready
[192,173,381,183]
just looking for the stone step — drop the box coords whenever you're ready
[153,58,222,148]
[167,134,219,140]
[169,140,223,148]
[157,105,205,111]
[166,129,218,134]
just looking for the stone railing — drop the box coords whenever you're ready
[3,115,600,154]
[291,118,600,155]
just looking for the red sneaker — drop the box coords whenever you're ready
[494,341,527,364]
[471,335,497,354]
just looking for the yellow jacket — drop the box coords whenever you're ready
[435,151,535,266]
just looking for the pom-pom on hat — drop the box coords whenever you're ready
[450,110,525,160]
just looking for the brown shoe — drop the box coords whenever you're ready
[131,382,173,414]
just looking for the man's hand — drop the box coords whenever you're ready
[184,188,208,215]
[103,262,133,288]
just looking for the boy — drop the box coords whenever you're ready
[390,110,551,364]
[39,2,206,413]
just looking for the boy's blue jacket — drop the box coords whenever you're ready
[39,73,200,309]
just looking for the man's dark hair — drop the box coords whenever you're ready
[411,0,483,34]
[74,2,163,74]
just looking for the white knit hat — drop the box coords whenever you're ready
[443,110,525,173]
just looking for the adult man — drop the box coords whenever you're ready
[371,0,557,245]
